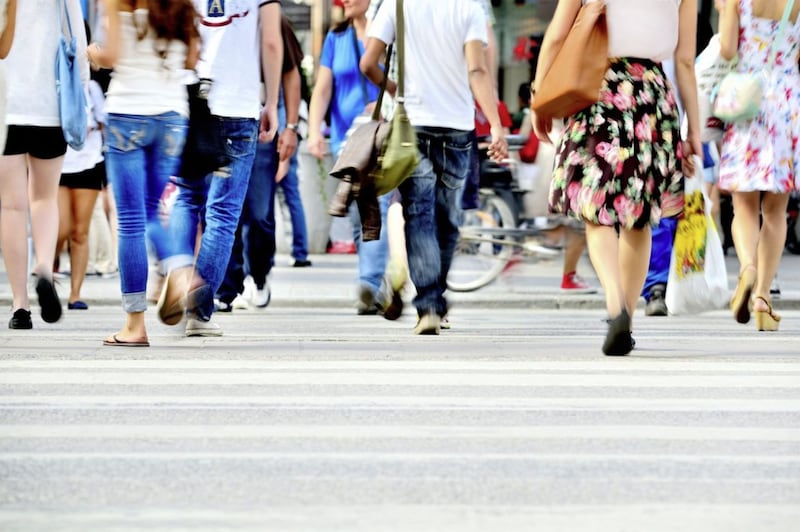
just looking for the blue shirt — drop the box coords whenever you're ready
[320,25,380,156]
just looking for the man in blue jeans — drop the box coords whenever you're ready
[217,15,306,312]
[157,0,283,337]
[361,0,507,334]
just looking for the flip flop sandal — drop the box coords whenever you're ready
[103,334,150,347]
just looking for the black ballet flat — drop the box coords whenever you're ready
[603,309,633,356]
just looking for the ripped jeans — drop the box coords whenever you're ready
[105,112,188,313]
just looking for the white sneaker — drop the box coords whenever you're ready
[185,317,223,337]
[251,284,271,308]
[231,294,250,310]
[242,275,255,302]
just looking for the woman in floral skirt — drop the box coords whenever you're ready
[532,0,702,355]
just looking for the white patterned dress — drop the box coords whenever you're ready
[718,0,800,193]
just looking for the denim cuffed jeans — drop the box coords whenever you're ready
[166,117,258,320]
[399,127,472,317]
[105,112,188,313]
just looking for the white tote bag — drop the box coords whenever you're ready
[665,160,729,315]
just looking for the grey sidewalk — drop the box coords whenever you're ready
[2,251,800,311]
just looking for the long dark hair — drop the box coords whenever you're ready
[127,0,199,46]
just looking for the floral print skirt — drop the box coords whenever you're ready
[548,58,685,230]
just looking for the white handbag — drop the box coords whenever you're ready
[713,0,795,124]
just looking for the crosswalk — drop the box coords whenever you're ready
[0,308,799,531]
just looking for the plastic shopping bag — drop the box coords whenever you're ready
[665,160,729,315]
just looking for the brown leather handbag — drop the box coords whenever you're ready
[531,1,609,121]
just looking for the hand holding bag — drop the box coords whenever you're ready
[56,0,88,151]
[713,0,795,124]
[531,0,609,121]
[665,158,729,315]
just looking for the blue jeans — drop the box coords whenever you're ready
[642,217,678,300]
[350,194,390,294]
[167,117,258,320]
[105,112,187,313]
[218,139,279,303]
[278,153,309,261]
[399,127,472,316]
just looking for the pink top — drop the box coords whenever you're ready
[602,0,681,62]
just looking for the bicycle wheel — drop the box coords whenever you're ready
[447,194,516,292]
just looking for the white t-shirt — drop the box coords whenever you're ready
[4,0,89,127]
[194,0,278,119]
[605,0,680,62]
[369,0,487,131]
[104,10,190,117]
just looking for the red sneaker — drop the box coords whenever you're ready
[560,271,596,294]
[327,240,357,254]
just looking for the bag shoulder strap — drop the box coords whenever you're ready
[396,0,405,101]
[767,0,796,68]
[370,0,403,121]
[60,0,74,40]
[350,24,369,107]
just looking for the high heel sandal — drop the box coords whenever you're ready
[730,265,756,324]
[753,296,781,332]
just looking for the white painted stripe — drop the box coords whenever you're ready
[2,425,799,441]
[0,505,798,532]
[1,396,799,412]
[1,371,798,387]
[2,360,799,372]
[0,451,799,463]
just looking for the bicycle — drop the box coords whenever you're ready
[447,143,564,293]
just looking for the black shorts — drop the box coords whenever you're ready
[3,125,68,159]
[60,161,106,191]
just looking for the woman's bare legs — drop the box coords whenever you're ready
[619,226,652,323]
[753,192,789,313]
[28,155,64,279]
[584,224,625,318]
[731,191,761,274]
[585,223,651,355]
[0,154,32,311]
[58,187,100,303]
[56,186,72,270]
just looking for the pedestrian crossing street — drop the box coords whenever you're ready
[0,308,799,531]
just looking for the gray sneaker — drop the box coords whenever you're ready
[414,312,441,335]
[356,284,381,315]
[645,284,668,317]
[185,316,223,337]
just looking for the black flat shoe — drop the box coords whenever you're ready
[9,308,33,329]
[603,309,633,356]
[36,276,62,323]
